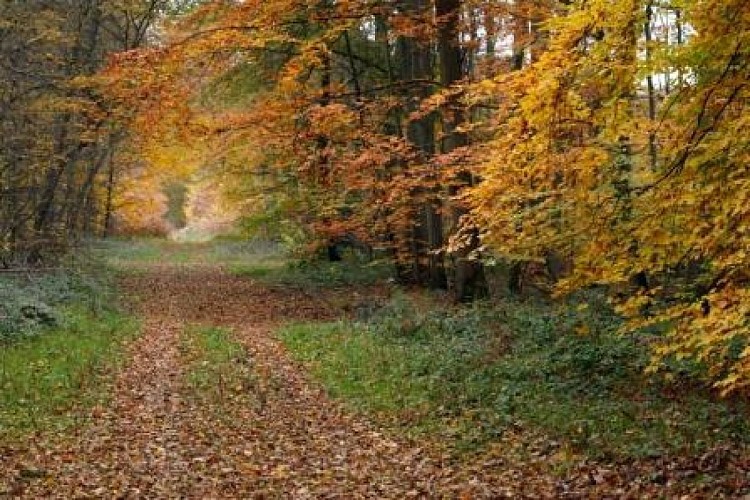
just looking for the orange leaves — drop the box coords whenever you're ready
[98,0,750,394]
[305,103,358,143]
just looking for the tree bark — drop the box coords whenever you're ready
[437,0,488,300]
[395,0,447,289]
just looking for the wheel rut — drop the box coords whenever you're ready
[2,266,521,498]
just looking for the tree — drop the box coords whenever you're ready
[0,0,166,263]
[100,0,750,392]
[467,0,750,392]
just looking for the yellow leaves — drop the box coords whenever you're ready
[459,0,750,394]
[625,282,750,394]
[574,324,591,336]
[85,0,750,395]
[143,144,200,180]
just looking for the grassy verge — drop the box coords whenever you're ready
[94,237,394,289]
[180,326,256,409]
[94,238,207,271]
[0,248,138,441]
[278,292,750,462]
[0,307,137,440]
[97,238,284,272]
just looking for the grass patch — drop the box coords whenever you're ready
[0,307,137,439]
[0,246,138,440]
[94,238,222,269]
[96,238,284,271]
[95,237,394,288]
[180,326,256,407]
[278,292,750,461]
[94,238,167,266]
[227,257,288,280]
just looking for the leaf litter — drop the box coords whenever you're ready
[0,262,747,498]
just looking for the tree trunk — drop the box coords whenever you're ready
[437,0,488,301]
[396,0,447,289]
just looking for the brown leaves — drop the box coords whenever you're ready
[2,253,750,497]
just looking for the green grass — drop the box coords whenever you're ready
[94,237,167,264]
[180,326,256,407]
[95,237,394,288]
[95,238,283,270]
[278,292,750,461]
[226,257,288,279]
[0,307,137,439]
[94,238,214,268]
[0,246,139,440]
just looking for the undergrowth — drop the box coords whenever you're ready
[96,237,394,288]
[98,238,284,271]
[229,254,394,288]
[0,255,114,341]
[279,291,750,461]
[0,248,136,439]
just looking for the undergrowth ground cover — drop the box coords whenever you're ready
[97,237,283,270]
[0,253,138,440]
[3,238,748,496]
[279,290,750,467]
[98,237,394,288]
[225,245,393,289]
[84,239,750,469]
[230,258,392,288]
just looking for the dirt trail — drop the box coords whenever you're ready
[0,265,543,498]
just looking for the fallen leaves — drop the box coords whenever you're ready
[0,258,747,497]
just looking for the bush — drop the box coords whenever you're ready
[0,254,114,342]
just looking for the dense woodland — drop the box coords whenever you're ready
[1,0,750,495]
[5,0,747,392]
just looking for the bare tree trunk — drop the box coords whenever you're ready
[438,0,488,300]
[645,1,658,171]
[396,0,447,288]
[103,147,117,237]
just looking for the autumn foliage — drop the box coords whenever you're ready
[0,1,170,258]
[92,0,750,393]
[467,0,750,393]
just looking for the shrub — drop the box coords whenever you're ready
[280,291,750,459]
[0,254,114,342]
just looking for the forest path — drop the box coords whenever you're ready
[0,261,536,498]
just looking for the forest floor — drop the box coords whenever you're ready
[1,241,748,498]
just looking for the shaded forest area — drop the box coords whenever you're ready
[6,0,748,393]
[1,0,750,495]
[1,1,160,262]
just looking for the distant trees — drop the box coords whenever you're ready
[0,0,164,265]
[108,0,533,297]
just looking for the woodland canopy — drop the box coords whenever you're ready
[2,0,749,393]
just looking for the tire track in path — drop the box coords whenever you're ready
[2,265,542,498]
